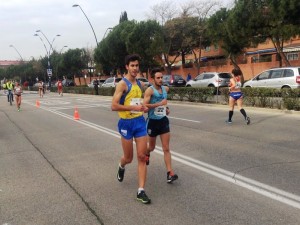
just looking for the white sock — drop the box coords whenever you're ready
[119,163,124,169]
[138,188,144,194]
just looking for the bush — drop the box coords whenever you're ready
[43,85,300,111]
[168,87,214,103]
[282,89,300,111]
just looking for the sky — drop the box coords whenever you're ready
[0,0,232,61]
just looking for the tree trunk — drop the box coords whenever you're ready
[272,38,291,67]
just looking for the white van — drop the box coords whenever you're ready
[243,67,300,89]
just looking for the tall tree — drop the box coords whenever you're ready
[119,11,128,23]
[207,7,252,82]
[163,16,199,66]
[257,0,300,66]
[126,20,164,73]
[61,48,87,77]
[95,21,136,75]
[183,0,221,74]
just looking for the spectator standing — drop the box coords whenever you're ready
[93,79,99,95]
[187,73,192,82]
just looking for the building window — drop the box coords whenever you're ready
[286,52,299,61]
[205,46,211,52]
[251,54,272,63]
[251,56,259,63]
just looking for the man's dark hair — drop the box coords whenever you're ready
[232,68,242,76]
[150,68,162,78]
[125,54,141,66]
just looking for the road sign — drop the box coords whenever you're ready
[47,69,52,77]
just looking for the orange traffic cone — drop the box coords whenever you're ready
[36,100,40,108]
[74,107,80,120]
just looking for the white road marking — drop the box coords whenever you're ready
[23,99,300,209]
[168,116,201,123]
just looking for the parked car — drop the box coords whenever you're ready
[186,72,231,88]
[243,67,300,89]
[162,74,186,87]
[88,79,106,88]
[101,77,122,88]
[98,79,106,87]
[137,77,151,87]
[62,79,75,87]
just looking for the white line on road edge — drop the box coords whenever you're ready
[25,102,300,209]
[154,146,300,209]
[168,116,201,123]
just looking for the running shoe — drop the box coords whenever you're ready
[167,171,178,183]
[226,120,232,124]
[246,117,251,125]
[117,165,125,182]
[145,154,150,166]
[137,190,151,204]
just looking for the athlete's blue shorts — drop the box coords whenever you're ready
[118,116,147,140]
[229,92,243,100]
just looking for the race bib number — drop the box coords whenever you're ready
[130,98,142,113]
[15,87,21,94]
[235,82,242,88]
[154,106,166,116]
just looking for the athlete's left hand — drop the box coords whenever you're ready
[166,107,170,115]
[141,104,149,113]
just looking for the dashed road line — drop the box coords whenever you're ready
[23,98,300,209]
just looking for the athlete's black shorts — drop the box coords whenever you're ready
[147,116,170,137]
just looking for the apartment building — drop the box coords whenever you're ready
[168,37,300,81]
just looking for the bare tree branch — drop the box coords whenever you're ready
[146,0,179,25]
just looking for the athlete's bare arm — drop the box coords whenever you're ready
[111,80,147,112]
[144,87,168,109]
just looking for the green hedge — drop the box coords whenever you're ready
[43,86,300,111]
[222,87,300,110]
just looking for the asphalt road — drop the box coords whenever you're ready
[0,91,300,225]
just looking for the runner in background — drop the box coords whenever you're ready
[57,80,63,96]
[226,68,250,125]
[13,82,23,111]
[38,81,43,98]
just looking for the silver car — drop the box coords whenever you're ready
[186,72,231,88]
[101,77,122,88]
[243,67,300,89]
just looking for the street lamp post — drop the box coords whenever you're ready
[34,33,49,83]
[9,44,24,61]
[55,46,68,80]
[102,27,113,40]
[59,45,68,54]
[9,44,25,83]
[72,4,98,46]
[34,30,61,88]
